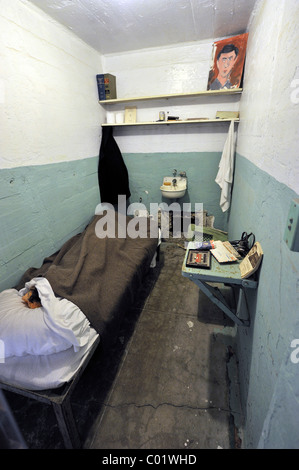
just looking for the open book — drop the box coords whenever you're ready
[239,242,263,279]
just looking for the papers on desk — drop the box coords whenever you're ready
[186,240,215,250]
[186,240,239,263]
[210,241,239,263]
[203,240,263,278]
[240,242,263,278]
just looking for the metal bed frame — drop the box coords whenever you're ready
[0,336,100,449]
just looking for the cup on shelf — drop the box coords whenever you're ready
[106,111,115,124]
[115,112,124,124]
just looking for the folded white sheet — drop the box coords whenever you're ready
[0,278,91,358]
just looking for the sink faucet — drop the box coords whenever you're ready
[173,169,177,177]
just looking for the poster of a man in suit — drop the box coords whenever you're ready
[207,33,249,90]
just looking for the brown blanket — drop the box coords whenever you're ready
[16,213,158,346]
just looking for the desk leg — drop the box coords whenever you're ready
[192,278,249,326]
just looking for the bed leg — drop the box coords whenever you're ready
[52,398,81,449]
[156,245,160,262]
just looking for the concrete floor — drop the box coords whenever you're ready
[3,241,243,449]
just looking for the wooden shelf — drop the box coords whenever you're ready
[99,88,242,105]
[101,118,239,127]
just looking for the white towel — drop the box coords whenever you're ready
[215,120,236,212]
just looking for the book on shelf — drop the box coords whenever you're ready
[96,73,117,101]
[96,74,105,100]
[216,111,239,119]
[124,106,137,123]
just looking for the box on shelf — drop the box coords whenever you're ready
[216,111,239,119]
[124,106,137,123]
[96,73,117,101]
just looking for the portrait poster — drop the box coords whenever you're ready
[207,33,249,91]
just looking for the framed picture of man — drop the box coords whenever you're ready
[207,33,249,91]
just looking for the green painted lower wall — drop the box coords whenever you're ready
[0,151,226,291]
[0,157,100,291]
[123,152,227,230]
[228,154,299,448]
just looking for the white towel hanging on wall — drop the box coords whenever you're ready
[215,120,236,212]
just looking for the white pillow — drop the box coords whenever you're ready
[0,289,70,358]
[0,278,91,358]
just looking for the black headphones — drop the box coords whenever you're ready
[230,232,255,256]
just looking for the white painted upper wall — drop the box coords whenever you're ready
[0,0,104,169]
[0,0,244,169]
[102,42,241,154]
[2,0,297,195]
[237,0,299,194]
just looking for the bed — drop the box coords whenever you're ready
[0,211,159,448]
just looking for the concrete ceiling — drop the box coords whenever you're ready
[27,0,258,55]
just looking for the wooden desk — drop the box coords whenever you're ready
[182,249,258,326]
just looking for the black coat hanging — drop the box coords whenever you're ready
[98,126,131,205]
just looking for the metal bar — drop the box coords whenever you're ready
[0,336,100,448]
[52,398,81,449]
[191,278,249,326]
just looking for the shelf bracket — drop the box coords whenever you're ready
[191,277,250,326]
